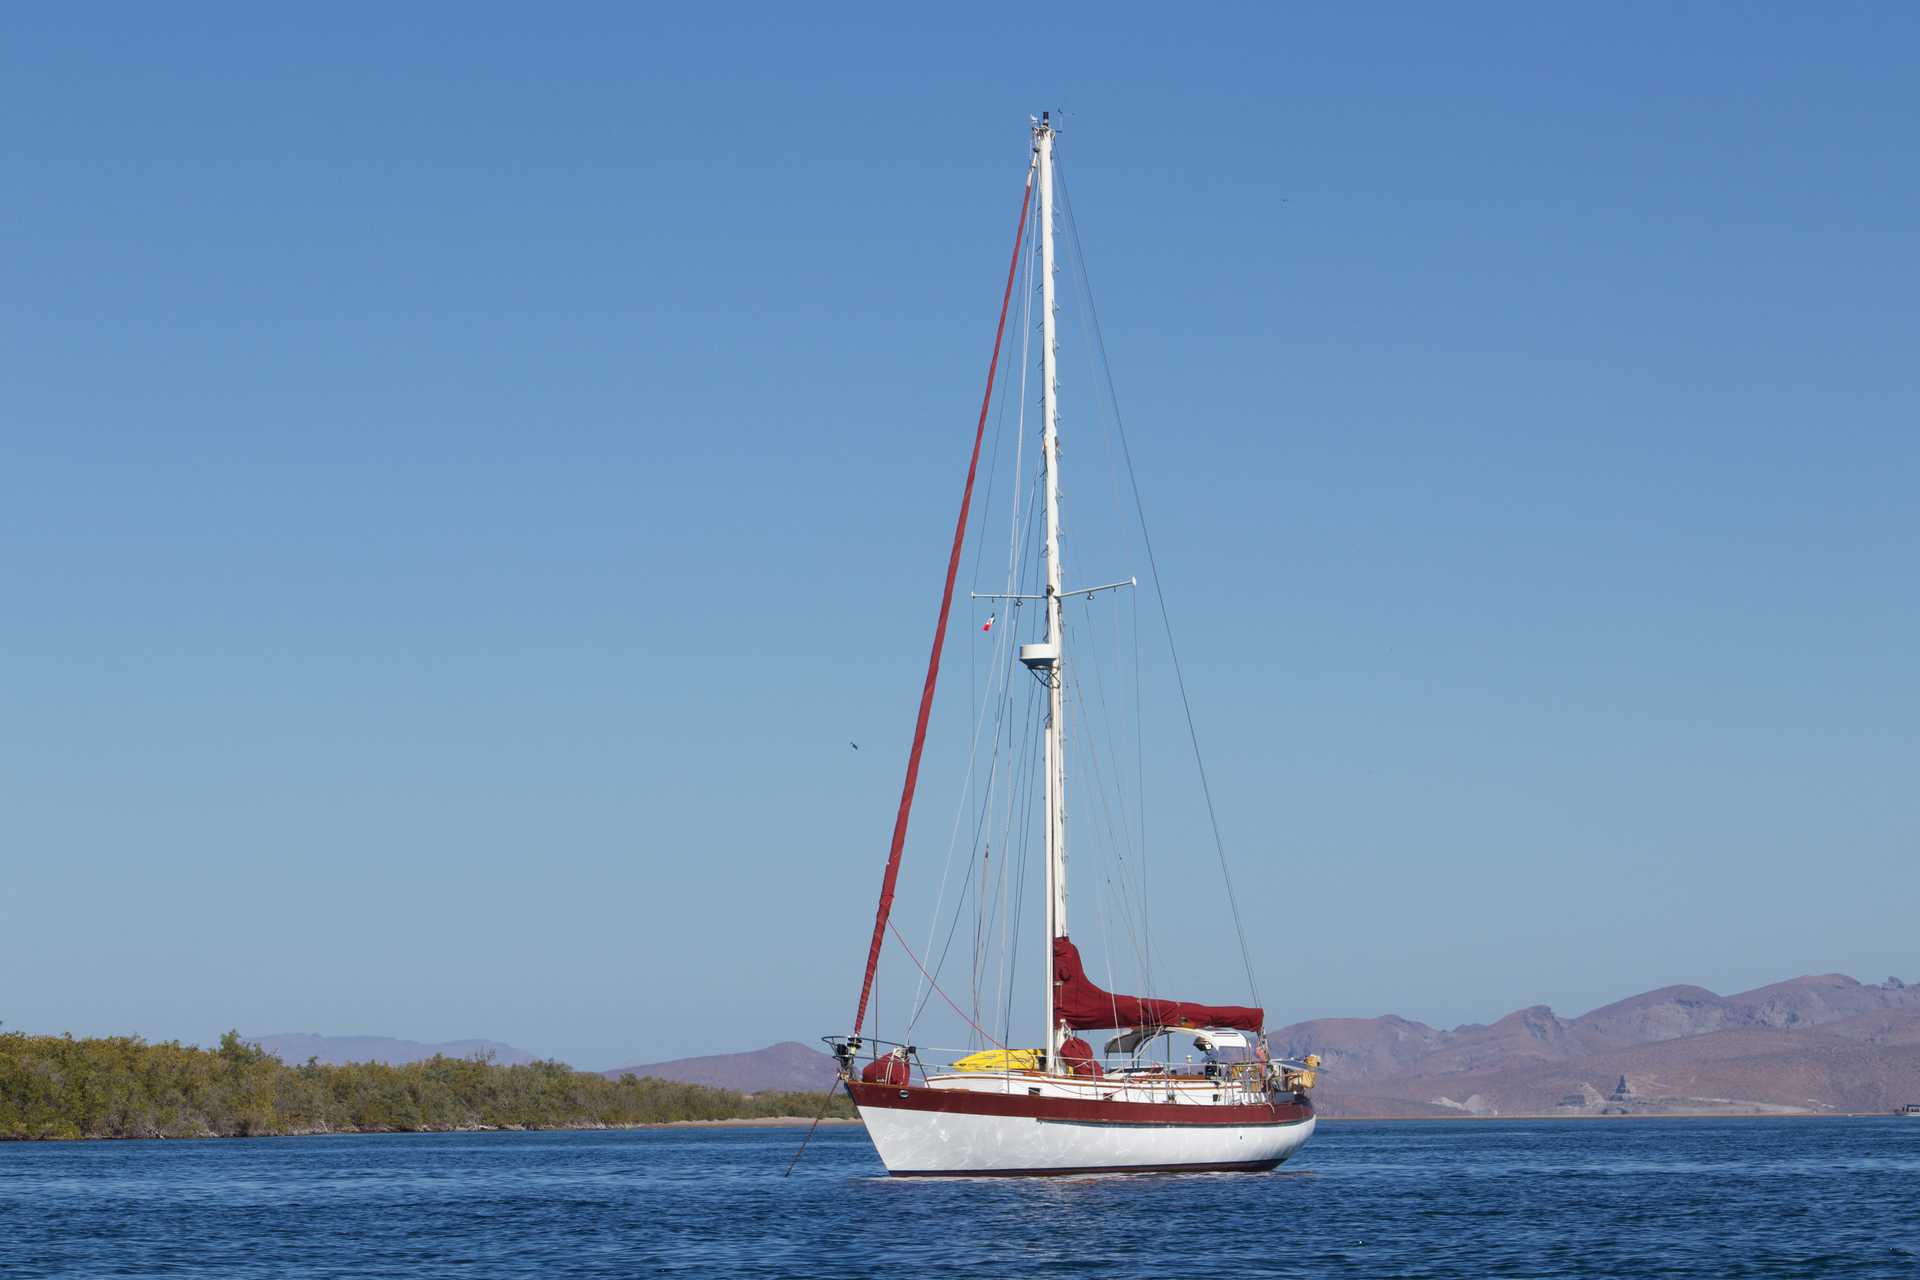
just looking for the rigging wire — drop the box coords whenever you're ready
[913,235,1049,1046]
[999,503,1050,1045]
[980,489,1045,1037]
[850,161,1035,1040]
[1056,155,1265,1013]
[986,224,1042,1038]
[1051,171,1162,1008]
[1060,603,1153,990]
[905,201,1039,1032]
[908,455,1043,1037]
[781,1076,847,1177]
[888,919,1008,1049]
[1133,580,1147,987]
[926,216,1045,1044]
[990,680,1040,1040]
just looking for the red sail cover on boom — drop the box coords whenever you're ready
[1052,936,1263,1032]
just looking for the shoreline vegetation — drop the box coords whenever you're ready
[11,1032,1890,1143]
[0,1031,854,1142]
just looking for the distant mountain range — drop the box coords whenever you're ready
[248,1033,539,1068]
[593,974,1920,1115]
[600,1041,839,1093]
[1273,973,1920,1117]
[252,971,1920,1115]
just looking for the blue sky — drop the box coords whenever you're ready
[3,4,1914,1070]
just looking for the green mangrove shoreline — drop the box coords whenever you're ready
[1,1031,855,1142]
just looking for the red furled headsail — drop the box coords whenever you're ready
[1051,936,1263,1032]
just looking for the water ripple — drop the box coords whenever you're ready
[2,1118,1917,1277]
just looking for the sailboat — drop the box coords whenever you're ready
[827,114,1318,1177]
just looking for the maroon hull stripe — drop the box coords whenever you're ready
[846,1080,1314,1128]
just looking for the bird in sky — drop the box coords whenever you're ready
[849,741,860,751]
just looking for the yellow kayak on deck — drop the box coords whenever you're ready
[949,1048,1045,1072]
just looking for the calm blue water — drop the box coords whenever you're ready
[3,1118,1917,1277]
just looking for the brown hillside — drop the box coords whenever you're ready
[1315,1014,1920,1118]
[1274,974,1920,1113]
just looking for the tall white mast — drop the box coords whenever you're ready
[1035,113,1069,1071]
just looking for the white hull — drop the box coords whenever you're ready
[858,1100,1315,1176]
[847,1076,1315,1176]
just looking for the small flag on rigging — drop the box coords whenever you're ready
[981,613,995,633]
